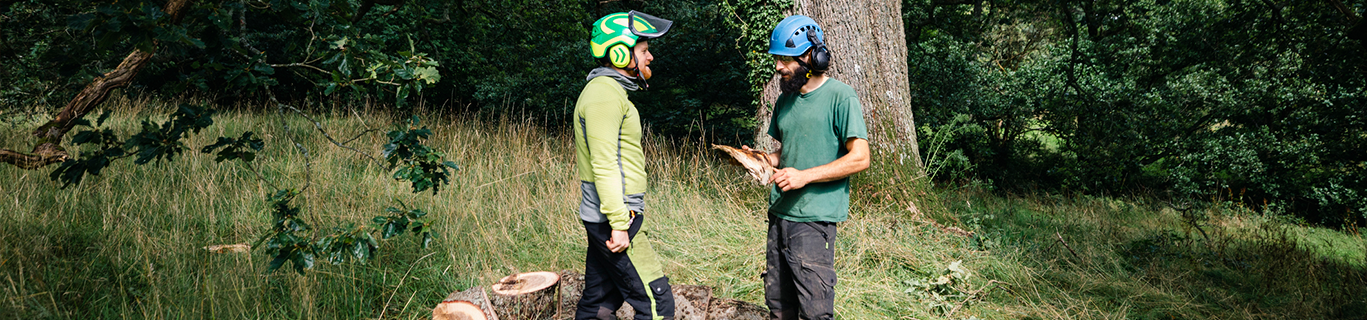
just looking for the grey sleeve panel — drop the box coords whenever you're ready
[580,181,646,223]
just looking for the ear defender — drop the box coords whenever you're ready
[608,44,632,68]
[806,27,830,72]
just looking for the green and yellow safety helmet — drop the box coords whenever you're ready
[590,11,673,68]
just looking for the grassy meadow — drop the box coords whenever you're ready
[2,97,1366,319]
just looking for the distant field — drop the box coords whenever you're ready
[2,97,1364,319]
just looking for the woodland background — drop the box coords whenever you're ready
[1,0,1366,319]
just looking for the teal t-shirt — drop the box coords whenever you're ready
[766,78,868,222]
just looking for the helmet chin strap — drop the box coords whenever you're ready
[794,56,814,79]
[626,50,649,89]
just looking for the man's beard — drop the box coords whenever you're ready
[778,64,810,94]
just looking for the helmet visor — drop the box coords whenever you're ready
[628,11,672,39]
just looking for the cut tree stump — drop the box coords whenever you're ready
[482,269,769,320]
[438,286,497,320]
[615,284,712,320]
[431,301,488,320]
[489,271,561,320]
[706,298,768,320]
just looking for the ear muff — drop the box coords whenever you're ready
[608,44,632,68]
[806,29,830,71]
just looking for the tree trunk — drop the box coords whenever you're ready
[755,0,924,168]
[0,0,191,170]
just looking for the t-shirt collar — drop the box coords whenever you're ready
[799,77,829,97]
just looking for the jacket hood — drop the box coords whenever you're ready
[586,66,640,91]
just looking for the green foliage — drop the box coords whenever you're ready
[256,189,315,274]
[719,0,795,105]
[1,1,94,114]
[51,124,122,188]
[5,0,765,143]
[627,0,762,140]
[376,203,433,247]
[907,0,1367,224]
[1,0,443,108]
[253,189,435,274]
[383,116,459,194]
[903,260,974,315]
[124,103,216,164]
[50,104,215,187]
[918,114,984,181]
[201,131,264,163]
[5,1,461,274]
[196,115,457,273]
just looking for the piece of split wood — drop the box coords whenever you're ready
[711,144,775,185]
[203,243,250,254]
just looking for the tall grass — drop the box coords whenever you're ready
[1,96,1364,319]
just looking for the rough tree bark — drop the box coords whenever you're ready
[755,0,925,168]
[488,271,561,319]
[0,0,192,170]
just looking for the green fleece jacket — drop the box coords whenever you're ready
[573,73,646,231]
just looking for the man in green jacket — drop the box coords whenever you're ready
[572,11,675,320]
[747,15,871,320]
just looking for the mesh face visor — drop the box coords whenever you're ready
[628,11,672,39]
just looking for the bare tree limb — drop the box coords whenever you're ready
[2,0,193,170]
[280,102,385,168]
[269,61,330,74]
[0,144,67,169]
[1325,0,1362,23]
[1055,232,1081,259]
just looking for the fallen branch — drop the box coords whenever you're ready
[1055,232,1081,259]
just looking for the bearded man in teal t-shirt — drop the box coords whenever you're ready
[743,15,871,320]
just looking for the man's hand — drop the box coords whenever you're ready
[768,138,869,192]
[741,145,781,180]
[772,167,813,192]
[606,229,630,253]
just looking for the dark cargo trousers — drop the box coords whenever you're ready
[763,214,837,320]
[577,213,675,320]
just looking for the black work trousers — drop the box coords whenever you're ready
[763,214,837,320]
[577,213,675,320]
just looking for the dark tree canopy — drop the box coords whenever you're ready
[2,0,1365,225]
[906,0,1367,224]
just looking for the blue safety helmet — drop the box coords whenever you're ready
[768,15,824,57]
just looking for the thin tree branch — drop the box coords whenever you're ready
[1325,0,1362,23]
[5,0,193,171]
[1055,232,1081,259]
[269,62,329,74]
[280,102,385,168]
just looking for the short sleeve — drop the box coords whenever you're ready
[834,95,868,141]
